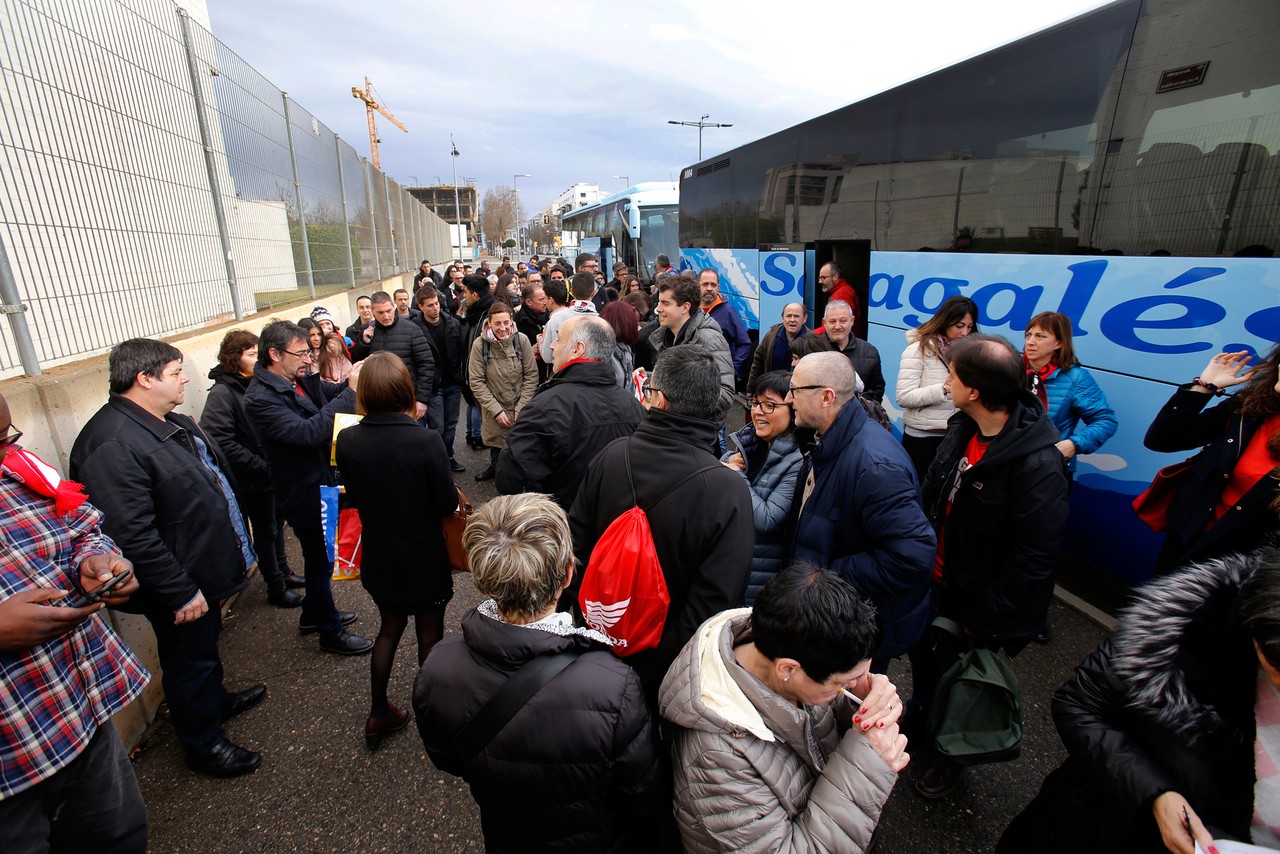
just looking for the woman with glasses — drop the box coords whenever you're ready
[722,371,806,606]
[895,296,978,482]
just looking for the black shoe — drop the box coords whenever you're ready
[319,630,374,656]
[186,737,261,778]
[221,684,267,721]
[475,465,495,481]
[915,760,965,799]
[450,458,466,473]
[299,611,357,635]
[1033,628,1050,644]
[465,435,481,449]
[267,588,303,609]
[282,572,307,589]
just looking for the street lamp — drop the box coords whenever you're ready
[513,173,531,191]
[612,175,629,188]
[450,135,462,261]
[667,114,733,160]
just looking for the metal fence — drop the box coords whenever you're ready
[0,0,451,378]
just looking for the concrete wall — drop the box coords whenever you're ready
[0,277,407,748]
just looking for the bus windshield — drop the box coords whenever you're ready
[637,204,679,279]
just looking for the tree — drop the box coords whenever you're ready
[480,185,523,248]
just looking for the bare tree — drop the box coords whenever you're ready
[480,185,524,248]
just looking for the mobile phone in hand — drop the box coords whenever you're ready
[57,569,133,608]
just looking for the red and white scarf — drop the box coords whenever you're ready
[3,448,88,516]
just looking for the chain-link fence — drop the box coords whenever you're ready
[0,0,451,378]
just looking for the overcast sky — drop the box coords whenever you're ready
[207,0,1115,213]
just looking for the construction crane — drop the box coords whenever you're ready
[351,76,407,169]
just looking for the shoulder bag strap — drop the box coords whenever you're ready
[453,651,579,767]
[650,462,726,509]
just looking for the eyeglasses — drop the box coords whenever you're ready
[281,348,312,360]
[747,399,789,414]
[0,425,23,449]
[640,381,663,401]
[787,384,825,396]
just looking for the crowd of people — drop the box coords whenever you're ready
[2,251,1279,853]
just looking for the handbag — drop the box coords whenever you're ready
[441,486,475,572]
[1131,459,1193,533]
[928,618,1023,766]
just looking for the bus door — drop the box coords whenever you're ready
[813,240,871,339]
[599,237,615,282]
[757,244,806,331]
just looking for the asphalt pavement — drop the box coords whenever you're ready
[134,409,1113,853]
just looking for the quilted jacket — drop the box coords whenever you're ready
[1040,364,1117,472]
[659,610,896,854]
[723,425,804,606]
[895,329,955,435]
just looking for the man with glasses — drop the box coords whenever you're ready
[244,321,373,656]
[818,262,859,322]
[787,351,934,673]
[71,339,266,778]
[0,393,152,847]
[567,345,753,705]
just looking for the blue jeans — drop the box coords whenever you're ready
[467,403,482,438]
[428,385,463,457]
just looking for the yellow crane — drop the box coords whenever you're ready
[351,76,407,169]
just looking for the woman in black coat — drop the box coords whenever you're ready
[414,493,663,853]
[1144,345,1280,575]
[998,545,1280,853]
[335,352,457,749]
[199,330,302,607]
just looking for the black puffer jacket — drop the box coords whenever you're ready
[199,366,271,494]
[415,604,664,853]
[922,391,1068,644]
[998,549,1266,853]
[1144,385,1280,573]
[567,408,755,699]
[368,314,434,404]
[496,360,645,509]
[69,396,250,612]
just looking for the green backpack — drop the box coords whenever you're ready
[927,617,1023,766]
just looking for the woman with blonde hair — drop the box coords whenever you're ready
[335,351,456,750]
[414,493,663,852]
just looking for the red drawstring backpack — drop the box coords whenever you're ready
[578,441,721,656]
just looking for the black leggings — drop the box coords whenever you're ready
[369,603,447,717]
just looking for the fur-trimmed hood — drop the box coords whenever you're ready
[1110,550,1259,742]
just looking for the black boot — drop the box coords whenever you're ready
[475,447,497,481]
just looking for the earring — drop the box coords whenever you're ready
[782,674,791,682]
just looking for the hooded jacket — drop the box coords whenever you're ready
[415,603,664,853]
[496,359,645,508]
[468,332,538,448]
[659,610,896,854]
[895,328,956,435]
[200,365,271,494]
[725,425,804,606]
[922,391,1068,643]
[998,549,1268,852]
[648,310,737,407]
[567,408,754,700]
[790,399,936,660]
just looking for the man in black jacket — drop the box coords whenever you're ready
[567,345,753,704]
[243,321,373,657]
[414,286,466,471]
[515,277,551,384]
[497,316,645,508]
[821,299,885,404]
[914,333,1068,798]
[366,290,433,421]
[70,339,265,778]
[345,295,374,361]
[459,275,494,448]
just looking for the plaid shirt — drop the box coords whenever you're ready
[0,473,150,799]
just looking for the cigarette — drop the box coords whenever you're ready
[839,688,864,705]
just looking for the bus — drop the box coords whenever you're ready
[562,182,680,281]
[676,0,1280,601]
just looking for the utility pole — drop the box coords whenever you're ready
[451,136,462,260]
